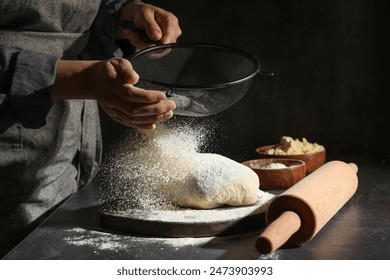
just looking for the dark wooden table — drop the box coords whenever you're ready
[4,155,390,260]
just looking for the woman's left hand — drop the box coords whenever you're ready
[118,2,182,49]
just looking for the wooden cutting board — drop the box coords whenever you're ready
[99,193,274,237]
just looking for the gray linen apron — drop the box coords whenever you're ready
[0,0,109,256]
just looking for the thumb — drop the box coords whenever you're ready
[142,10,163,41]
[109,58,139,84]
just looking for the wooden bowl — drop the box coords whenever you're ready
[242,158,306,190]
[256,145,326,174]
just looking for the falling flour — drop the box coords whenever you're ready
[97,119,209,210]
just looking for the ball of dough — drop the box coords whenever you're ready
[167,153,260,209]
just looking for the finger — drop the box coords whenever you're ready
[116,84,167,104]
[123,29,157,49]
[111,106,174,124]
[108,58,139,84]
[103,60,167,104]
[141,8,163,41]
[136,124,157,130]
[112,98,176,118]
[103,104,174,127]
[159,17,182,44]
[100,86,169,117]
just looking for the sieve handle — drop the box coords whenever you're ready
[259,69,274,77]
[118,20,161,45]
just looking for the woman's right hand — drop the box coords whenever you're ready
[52,58,175,130]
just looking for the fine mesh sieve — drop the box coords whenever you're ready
[128,42,272,117]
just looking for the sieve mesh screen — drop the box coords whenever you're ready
[129,43,263,116]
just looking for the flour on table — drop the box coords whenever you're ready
[63,227,215,253]
[63,227,279,259]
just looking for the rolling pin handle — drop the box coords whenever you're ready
[256,211,301,254]
[348,162,358,173]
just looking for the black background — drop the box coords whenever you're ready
[100,0,389,161]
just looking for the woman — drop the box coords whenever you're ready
[0,0,181,256]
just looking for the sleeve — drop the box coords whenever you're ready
[81,0,142,60]
[0,45,58,131]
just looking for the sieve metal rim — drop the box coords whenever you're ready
[128,42,262,90]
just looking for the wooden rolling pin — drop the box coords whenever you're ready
[256,160,358,254]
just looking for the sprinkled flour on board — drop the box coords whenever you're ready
[112,191,274,223]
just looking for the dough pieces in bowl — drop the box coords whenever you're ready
[166,153,260,209]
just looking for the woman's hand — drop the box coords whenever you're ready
[51,4,181,130]
[52,58,175,130]
[118,2,182,49]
